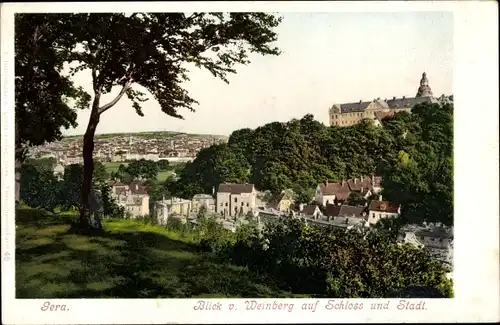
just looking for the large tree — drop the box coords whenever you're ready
[14,14,90,201]
[55,13,282,229]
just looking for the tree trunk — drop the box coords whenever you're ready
[78,81,131,231]
[79,117,99,230]
[79,90,101,230]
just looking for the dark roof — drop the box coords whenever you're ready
[369,200,400,213]
[338,205,366,218]
[324,203,341,217]
[301,205,320,216]
[385,96,435,109]
[340,101,372,113]
[218,183,254,194]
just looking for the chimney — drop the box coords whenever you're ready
[325,179,328,186]
[372,175,375,184]
[359,100,362,103]
[378,195,383,201]
[341,180,345,187]
[402,96,406,99]
[360,186,363,193]
[377,97,380,100]
[299,203,304,211]
[393,96,396,100]
[354,178,357,185]
[327,215,331,222]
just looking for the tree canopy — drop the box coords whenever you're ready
[29,12,283,228]
[173,103,453,226]
[14,14,90,161]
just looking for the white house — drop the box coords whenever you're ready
[367,199,400,225]
[216,183,257,218]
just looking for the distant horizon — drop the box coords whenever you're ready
[60,11,453,137]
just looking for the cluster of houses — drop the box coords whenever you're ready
[104,175,452,267]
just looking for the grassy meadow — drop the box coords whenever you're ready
[15,208,304,298]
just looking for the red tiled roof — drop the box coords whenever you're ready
[369,200,400,213]
[319,181,350,199]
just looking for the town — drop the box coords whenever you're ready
[29,131,228,165]
[14,12,455,301]
[20,72,454,271]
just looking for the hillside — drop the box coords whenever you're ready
[15,208,303,298]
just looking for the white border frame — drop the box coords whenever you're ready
[2,2,499,324]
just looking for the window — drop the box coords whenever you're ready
[246,203,249,207]
[234,197,237,203]
[241,202,244,206]
[220,203,223,207]
[225,202,228,207]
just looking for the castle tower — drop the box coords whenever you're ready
[416,72,433,97]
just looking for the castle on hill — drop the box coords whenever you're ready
[329,72,452,127]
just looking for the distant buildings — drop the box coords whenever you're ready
[28,133,227,165]
[328,73,452,127]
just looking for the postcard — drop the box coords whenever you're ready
[1,1,499,324]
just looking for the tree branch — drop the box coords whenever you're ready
[97,79,133,115]
[91,67,98,92]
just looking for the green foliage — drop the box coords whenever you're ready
[379,102,454,226]
[123,159,159,180]
[193,214,235,254]
[175,103,453,226]
[226,217,453,298]
[156,160,170,171]
[19,162,61,212]
[98,183,125,218]
[346,191,367,207]
[92,161,109,184]
[14,14,90,161]
[24,157,57,173]
[16,208,299,298]
[17,13,283,226]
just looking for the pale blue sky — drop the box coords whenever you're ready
[63,11,453,136]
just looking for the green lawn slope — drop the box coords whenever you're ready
[16,208,305,298]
